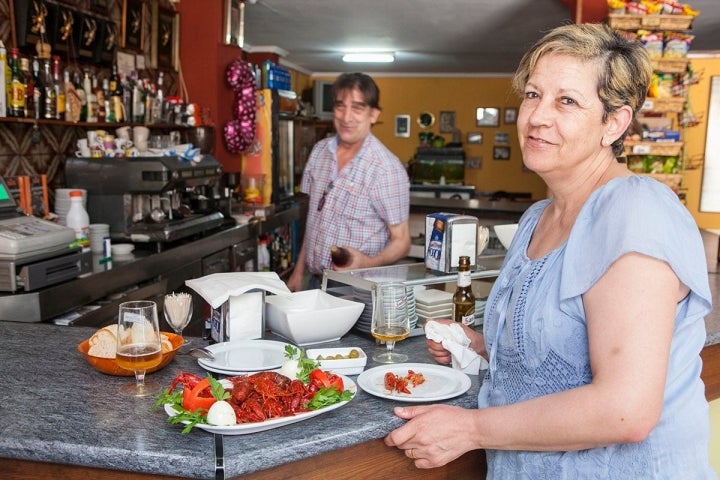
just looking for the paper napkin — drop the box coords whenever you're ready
[424,320,488,375]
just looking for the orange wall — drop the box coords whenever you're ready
[681,57,720,229]
[315,75,549,200]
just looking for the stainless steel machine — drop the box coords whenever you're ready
[65,155,227,245]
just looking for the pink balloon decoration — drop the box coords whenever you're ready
[224,57,258,154]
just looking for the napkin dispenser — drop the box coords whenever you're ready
[209,290,265,342]
[185,271,292,343]
[425,213,479,273]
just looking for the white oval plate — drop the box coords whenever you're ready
[197,340,291,375]
[357,363,471,402]
[164,375,356,435]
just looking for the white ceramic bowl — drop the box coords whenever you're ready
[306,347,367,375]
[265,290,365,346]
[111,243,135,256]
[494,224,518,250]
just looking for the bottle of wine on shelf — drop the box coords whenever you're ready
[109,64,123,123]
[453,255,476,326]
[31,57,44,120]
[51,55,65,120]
[41,59,56,120]
[19,57,34,119]
[8,48,26,118]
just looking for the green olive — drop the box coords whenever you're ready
[316,355,324,360]
[348,349,360,358]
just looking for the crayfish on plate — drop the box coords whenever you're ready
[167,371,321,423]
[384,370,425,394]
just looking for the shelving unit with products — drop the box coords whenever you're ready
[607,11,701,198]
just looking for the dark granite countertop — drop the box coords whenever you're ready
[0,322,481,479]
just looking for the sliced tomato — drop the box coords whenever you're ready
[182,378,216,414]
[309,369,344,393]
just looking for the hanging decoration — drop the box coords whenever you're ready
[223,58,257,154]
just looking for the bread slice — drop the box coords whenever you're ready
[160,333,173,353]
[88,325,118,358]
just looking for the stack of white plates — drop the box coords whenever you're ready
[415,288,454,323]
[54,188,86,226]
[352,285,417,334]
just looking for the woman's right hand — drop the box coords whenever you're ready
[425,319,487,365]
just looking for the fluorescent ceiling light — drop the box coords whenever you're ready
[342,52,395,63]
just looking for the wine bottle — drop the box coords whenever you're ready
[453,255,476,326]
[8,48,26,117]
[51,56,65,120]
[41,59,56,120]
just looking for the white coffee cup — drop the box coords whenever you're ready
[133,126,150,152]
[87,131,102,148]
[76,139,91,157]
[116,126,131,141]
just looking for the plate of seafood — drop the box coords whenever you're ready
[164,373,357,435]
[356,363,471,402]
[197,339,292,375]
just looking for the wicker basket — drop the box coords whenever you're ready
[644,173,683,191]
[641,96,686,113]
[624,141,683,156]
[607,14,694,31]
[652,58,689,74]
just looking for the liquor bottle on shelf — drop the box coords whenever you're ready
[83,70,96,123]
[453,255,476,326]
[64,70,78,122]
[41,59,56,120]
[31,57,44,120]
[19,57,34,119]
[51,56,65,120]
[8,48,26,118]
[109,64,123,123]
[151,71,164,123]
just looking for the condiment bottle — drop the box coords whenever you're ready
[66,190,90,247]
[453,255,476,326]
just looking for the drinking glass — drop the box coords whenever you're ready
[116,300,163,397]
[371,283,411,363]
[163,292,193,343]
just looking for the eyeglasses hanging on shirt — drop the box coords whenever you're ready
[317,181,334,211]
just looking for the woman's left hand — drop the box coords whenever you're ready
[385,404,477,468]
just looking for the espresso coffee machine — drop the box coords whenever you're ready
[65,155,227,245]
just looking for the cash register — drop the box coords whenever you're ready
[0,175,80,292]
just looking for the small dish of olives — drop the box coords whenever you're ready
[306,347,367,375]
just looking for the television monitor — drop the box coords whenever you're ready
[313,80,334,121]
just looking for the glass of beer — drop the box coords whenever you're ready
[371,283,411,363]
[116,300,163,396]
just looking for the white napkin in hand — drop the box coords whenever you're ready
[424,320,488,375]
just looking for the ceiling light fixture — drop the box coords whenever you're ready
[342,52,395,63]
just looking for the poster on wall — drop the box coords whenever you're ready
[122,0,145,51]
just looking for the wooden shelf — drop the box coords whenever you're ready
[641,96,686,113]
[624,141,683,156]
[607,13,694,31]
[0,117,188,129]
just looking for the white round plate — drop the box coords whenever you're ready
[197,339,291,375]
[357,363,471,402]
[164,375,356,435]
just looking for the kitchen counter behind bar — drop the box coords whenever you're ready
[0,322,485,479]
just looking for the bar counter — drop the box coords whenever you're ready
[2,318,718,479]
[0,322,487,479]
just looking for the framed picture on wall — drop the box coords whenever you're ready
[152,7,179,70]
[395,115,411,138]
[439,111,456,133]
[476,107,500,127]
[504,107,518,124]
[467,132,483,144]
[224,0,245,47]
[121,0,145,51]
[493,146,511,160]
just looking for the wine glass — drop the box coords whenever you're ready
[116,300,163,397]
[163,292,193,344]
[371,283,411,363]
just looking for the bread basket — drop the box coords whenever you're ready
[78,332,183,376]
